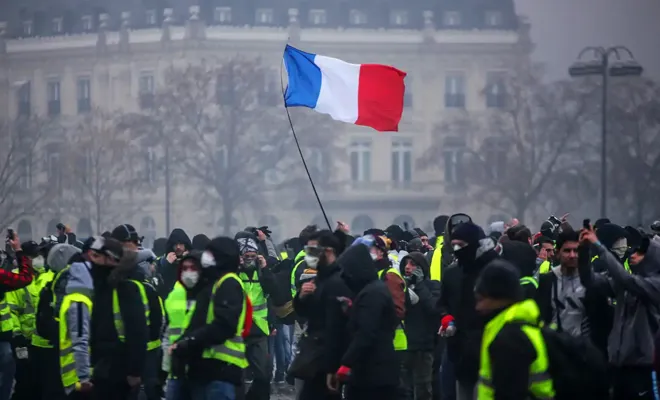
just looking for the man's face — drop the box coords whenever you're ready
[558,241,579,269]
[87,250,107,266]
[241,251,257,267]
[538,243,555,261]
[404,259,416,276]
[629,251,646,266]
[174,243,186,256]
[181,259,199,272]
[420,236,429,247]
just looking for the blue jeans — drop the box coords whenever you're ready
[440,348,456,400]
[190,380,235,400]
[268,324,292,380]
[166,378,191,400]
[0,341,15,400]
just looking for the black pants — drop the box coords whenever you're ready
[92,379,133,400]
[400,351,434,400]
[11,339,35,400]
[346,385,397,400]
[299,373,341,400]
[612,366,656,400]
[244,337,271,400]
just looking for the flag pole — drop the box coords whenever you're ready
[280,45,333,231]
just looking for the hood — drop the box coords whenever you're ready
[444,213,472,243]
[400,251,430,278]
[500,240,537,277]
[192,234,211,251]
[632,240,660,276]
[433,215,449,236]
[65,261,94,297]
[166,229,192,253]
[47,244,82,272]
[153,237,167,257]
[338,243,378,293]
[204,237,241,281]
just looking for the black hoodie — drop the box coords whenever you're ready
[340,244,399,387]
[158,229,192,297]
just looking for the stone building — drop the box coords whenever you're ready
[0,0,531,243]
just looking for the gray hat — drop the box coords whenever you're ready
[47,244,81,272]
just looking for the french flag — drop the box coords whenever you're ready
[283,45,407,132]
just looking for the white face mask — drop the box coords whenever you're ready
[612,238,628,259]
[181,270,200,288]
[201,252,215,268]
[304,255,319,268]
[453,244,464,252]
[370,253,378,261]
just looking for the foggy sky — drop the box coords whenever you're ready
[515,0,660,80]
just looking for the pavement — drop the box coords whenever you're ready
[270,384,296,399]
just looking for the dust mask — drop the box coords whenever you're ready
[370,253,378,261]
[304,255,319,268]
[612,238,628,260]
[181,270,200,288]
[201,251,215,268]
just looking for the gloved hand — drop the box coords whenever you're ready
[410,268,424,285]
[258,226,272,238]
[408,289,419,305]
[172,337,194,357]
[438,315,456,337]
[336,365,352,382]
[337,296,352,314]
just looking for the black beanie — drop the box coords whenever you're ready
[596,223,627,250]
[192,234,211,251]
[475,259,522,301]
[452,222,486,245]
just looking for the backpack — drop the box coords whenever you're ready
[35,267,71,343]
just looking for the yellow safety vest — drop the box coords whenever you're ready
[239,270,269,335]
[289,250,307,297]
[538,260,551,275]
[7,269,51,338]
[430,236,444,281]
[591,255,630,272]
[0,295,13,333]
[280,251,289,260]
[163,281,195,377]
[195,272,248,368]
[519,276,539,289]
[477,299,554,400]
[377,267,408,351]
[112,280,161,351]
[59,293,93,391]
[32,267,71,349]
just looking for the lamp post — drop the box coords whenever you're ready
[568,46,643,218]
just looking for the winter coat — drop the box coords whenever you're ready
[158,229,192,297]
[580,240,660,366]
[400,252,442,351]
[340,244,399,387]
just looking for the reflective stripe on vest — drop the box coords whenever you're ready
[198,273,248,368]
[239,271,268,335]
[164,282,194,345]
[538,260,551,275]
[280,251,289,260]
[520,276,539,289]
[32,268,70,349]
[592,255,630,272]
[477,299,555,400]
[290,250,307,297]
[430,237,444,281]
[112,280,160,350]
[377,268,408,351]
[59,293,92,391]
[0,296,13,333]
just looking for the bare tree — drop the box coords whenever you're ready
[419,65,596,220]
[0,118,55,230]
[606,77,660,225]
[63,111,144,234]
[140,59,336,234]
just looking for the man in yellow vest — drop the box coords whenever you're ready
[474,260,555,400]
[170,236,251,399]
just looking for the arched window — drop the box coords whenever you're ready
[77,218,92,238]
[140,216,157,249]
[17,220,32,242]
[310,215,334,230]
[258,215,280,242]
[218,216,239,236]
[351,215,374,235]
[46,219,60,236]
[393,215,415,230]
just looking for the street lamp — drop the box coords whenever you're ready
[568,46,643,218]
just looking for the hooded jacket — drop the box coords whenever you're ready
[426,213,472,278]
[580,240,660,366]
[179,237,246,385]
[400,252,442,351]
[158,229,192,297]
[340,244,399,387]
[90,250,148,381]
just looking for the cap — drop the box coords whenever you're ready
[110,224,140,243]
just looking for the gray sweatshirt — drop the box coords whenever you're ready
[551,265,589,337]
[62,261,94,392]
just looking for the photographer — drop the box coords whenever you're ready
[0,231,33,400]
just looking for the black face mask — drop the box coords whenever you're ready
[454,245,478,264]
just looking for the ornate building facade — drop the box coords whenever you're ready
[0,0,531,243]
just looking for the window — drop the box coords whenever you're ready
[259,69,279,106]
[484,137,508,182]
[139,73,155,109]
[485,11,503,27]
[17,82,31,117]
[443,136,465,184]
[391,139,412,185]
[445,73,466,109]
[351,215,374,234]
[390,10,409,26]
[309,9,327,25]
[214,7,232,23]
[256,8,273,24]
[145,9,157,26]
[79,153,92,185]
[52,17,63,33]
[307,148,325,176]
[443,11,461,27]
[144,147,156,184]
[47,80,61,116]
[22,20,33,36]
[18,155,32,190]
[349,140,372,182]
[81,15,92,31]
[77,77,91,113]
[47,151,62,191]
[404,77,413,108]
[486,72,506,108]
[349,9,367,25]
